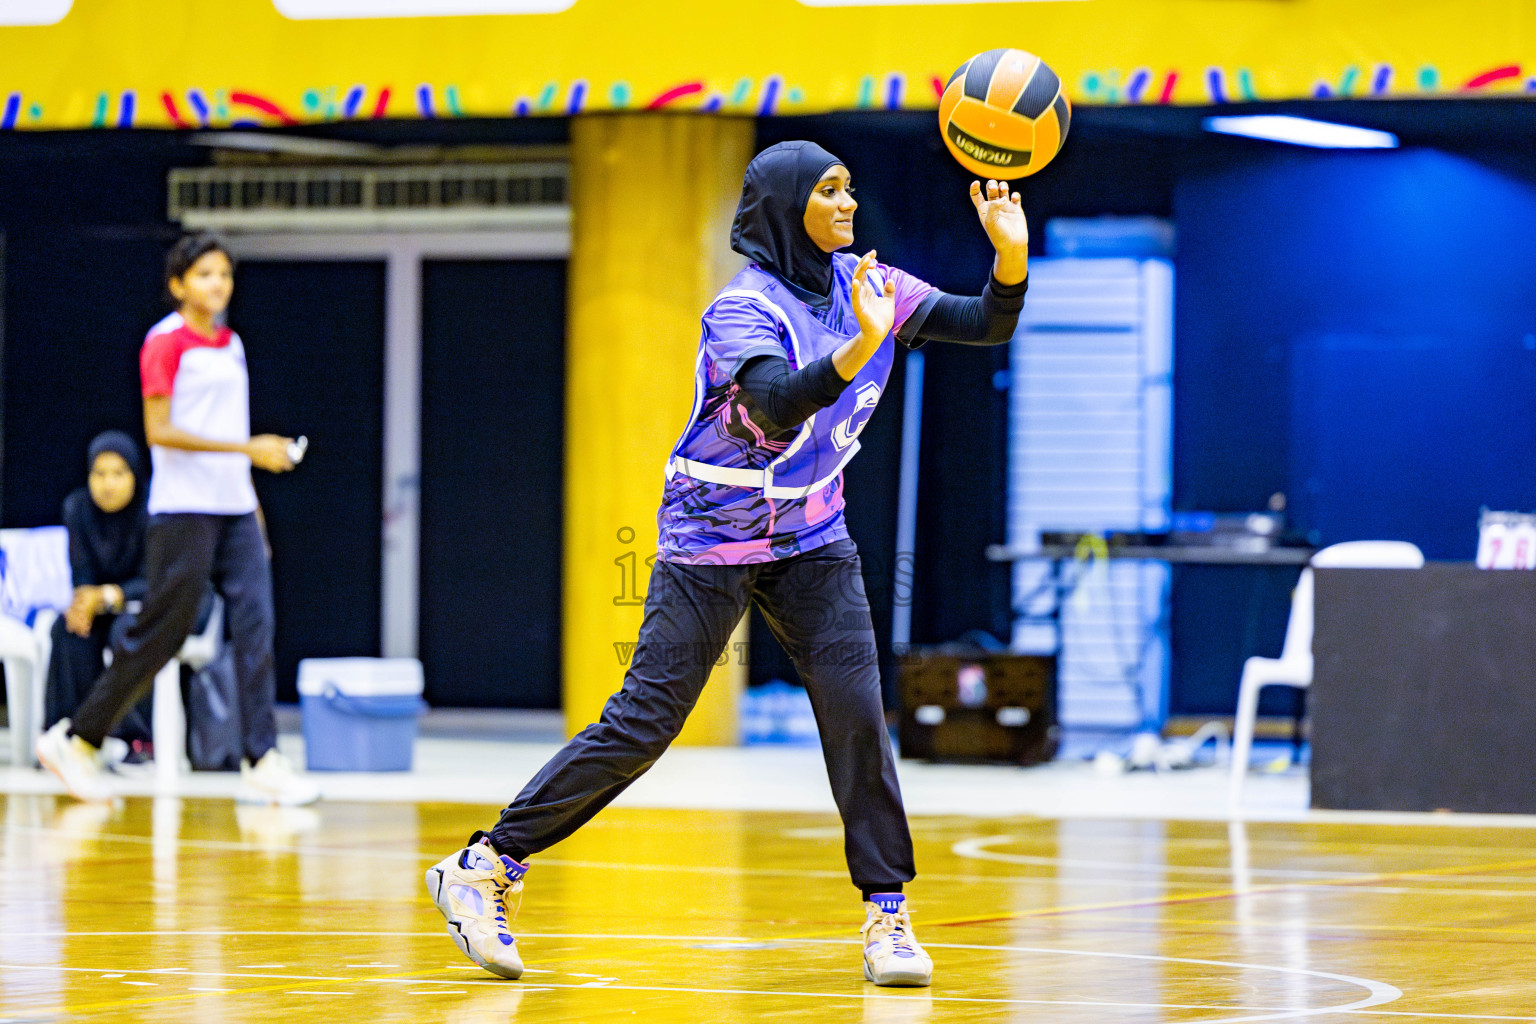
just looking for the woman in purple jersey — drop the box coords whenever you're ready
[427,141,1029,988]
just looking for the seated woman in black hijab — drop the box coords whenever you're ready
[45,431,154,754]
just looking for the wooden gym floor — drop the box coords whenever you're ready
[2,795,1535,1022]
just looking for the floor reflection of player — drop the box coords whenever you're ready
[427,141,1030,988]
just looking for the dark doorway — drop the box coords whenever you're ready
[234,260,387,703]
[419,259,565,709]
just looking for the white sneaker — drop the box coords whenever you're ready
[861,893,932,987]
[236,749,320,806]
[36,720,111,802]
[425,840,527,979]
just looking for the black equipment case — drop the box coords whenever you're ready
[897,651,1058,765]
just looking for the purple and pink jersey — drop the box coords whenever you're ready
[657,253,935,565]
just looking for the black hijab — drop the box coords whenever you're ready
[67,430,148,586]
[730,140,845,298]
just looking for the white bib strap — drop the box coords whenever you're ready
[670,277,866,502]
[667,440,861,500]
[667,456,768,490]
[765,441,860,498]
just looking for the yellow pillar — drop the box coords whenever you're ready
[563,113,754,744]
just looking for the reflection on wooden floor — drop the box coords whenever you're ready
[3,795,1536,1022]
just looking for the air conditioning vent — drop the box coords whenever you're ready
[169,162,570,231]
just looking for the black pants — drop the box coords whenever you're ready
[488,538,915,894]
[45,613,151,745]
[70,513,278,763]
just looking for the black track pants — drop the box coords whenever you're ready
[488,538,915,894]
[46,613,151,744]
[70,512,278,763]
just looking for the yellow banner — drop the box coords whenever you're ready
[0,0,1532,130]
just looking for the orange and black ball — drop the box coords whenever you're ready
[939,48,1071,179]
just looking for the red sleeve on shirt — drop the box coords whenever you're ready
[140,330,184,397]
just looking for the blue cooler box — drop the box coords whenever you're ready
[297,658,427,771]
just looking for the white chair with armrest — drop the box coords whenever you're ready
[0,613,44,768]
[0,521,223,780]
[152,596,223,789]
[0,527,72,768]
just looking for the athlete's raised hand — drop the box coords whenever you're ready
[851,250,896,342]
[971,179,1029,284]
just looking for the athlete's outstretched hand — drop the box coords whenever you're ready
[851,250,896,342]
[833,251,899,381]
[971,179,1029,285]
[246,434,296,473]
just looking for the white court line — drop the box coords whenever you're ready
[0,933,1403,1022]
[923,829,1536,862]
[1351,1015,1536,1022]
[953,835,1444,881]
[0,963,1368,1016]
[7,758,1536,829]
[33,816,1536,863]
[0,963,385,983]
[24,931,448,937]
[15,821,1536,892]
[0,823,1429,896]
[33,975,1536,1018]
[529,855,1336,886]
[901,940,1401,1024]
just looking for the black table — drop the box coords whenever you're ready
[1311,563,1536,814]
[985,543,1314,721]
[985,544,1313,565]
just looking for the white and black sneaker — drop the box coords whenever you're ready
[861,893,933,987]
[425,839,528,979]
[36,719,111,802]
[236,750,320,806]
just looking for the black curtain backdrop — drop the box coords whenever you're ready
[0,137,185,530]
[9,105,1535,714]
[0,122,566,709]
[0,120,566,535]
[236,261,386,704]
[419,259,565,709]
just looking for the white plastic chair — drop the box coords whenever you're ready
[20,594,221,779]
[0,524,221,776]
[1228,540,1424,811]
[0,612,44,767]
[152,597,223,789]
[0,526,72,768]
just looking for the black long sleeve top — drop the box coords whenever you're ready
[734,273,1027,432]
[62,488,149,602]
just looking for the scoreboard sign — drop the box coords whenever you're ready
[1476,510,1536,570]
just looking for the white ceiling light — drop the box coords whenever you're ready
[189,131,381,160]
[1203,115,1399,149]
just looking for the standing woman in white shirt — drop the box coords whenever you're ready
[37,234,318,805]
